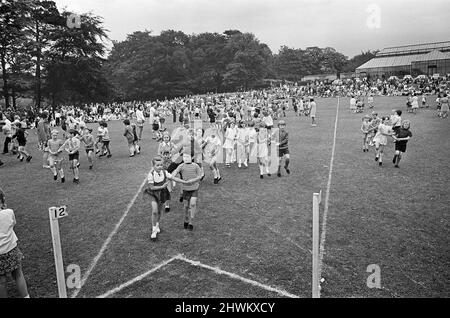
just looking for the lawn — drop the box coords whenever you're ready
[0,95,448,298]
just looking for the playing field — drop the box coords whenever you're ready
[1,96,449,298]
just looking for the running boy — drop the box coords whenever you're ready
[276,120,290,177]
[80,127,95,169]
[47,130,65,182]
[171,153,204,231]
[59,129,81,183]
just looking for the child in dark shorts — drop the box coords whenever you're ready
[171,153,204,231]
[392,120,412,168]
[0,188,30,298]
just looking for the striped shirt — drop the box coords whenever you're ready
[172,163,202,191]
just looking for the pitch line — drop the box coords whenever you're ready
[317,97,340,297]
[71,174,149,298]
[97,254,182,298]
[179,255,300,298]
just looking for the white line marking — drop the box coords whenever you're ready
[318,97,340,297]
[97,254,182,298]
[71,175,149,298]
[178,255,300,298]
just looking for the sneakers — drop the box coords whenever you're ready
[73,178,79,184]
[243,162,248,167]
[277,172,281,177]
[260,175,264,179]
[267,173,271,177]
[43,165,50,169]
[213,178,218,184]
[375,156,379,162]
[155,224,161,234]
[107,154,112,158]
[188,224,194,231]
[165,206,170,213]
[54,175,57,181]
[184,222,189,229]
[61,177,65,183]
[151,230,157,240]
[285,168,290,174]
[379,162,382,166]
[0,161,3,167]
[26,156,32,163]
[89,165,93,170]
[179,196,183,203]
[394,164,399,168]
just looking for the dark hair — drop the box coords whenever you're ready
[123,119,130,125]
[396,110,402,116]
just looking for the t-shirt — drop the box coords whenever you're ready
[48,139,64,155]
[147,169,172,184]
[81,134,95,149]
[279,130,289,149]
[0,208,18,255]
[172,163,202,191]
[395,128,412,144]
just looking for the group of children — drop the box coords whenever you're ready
[361,110,412,167]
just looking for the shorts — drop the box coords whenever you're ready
[48,155,63,166]
[182,189,198,202]
[69,152,80,161]
[102,140,110,147]
[278,148,290,157]
[266,125,273,130]
[85,148,94,155]
[0,246,24,275]
[395,142,407,153]
[152,124,159,131]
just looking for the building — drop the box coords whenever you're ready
[356,41,450,78]
[301,73,337,82]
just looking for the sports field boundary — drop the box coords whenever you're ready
[97,254,300,298]
[317,97,340,297]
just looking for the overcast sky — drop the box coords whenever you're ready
[54,0,450,58]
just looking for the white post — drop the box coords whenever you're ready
[312,193,320,298]
[49,208,67,298]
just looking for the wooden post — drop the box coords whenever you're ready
[49,207,67,298]
[312,192,320,298]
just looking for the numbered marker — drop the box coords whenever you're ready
[50,206,68,219]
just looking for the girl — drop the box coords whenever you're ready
[368,93,374,109]
[236,121,249,168]
[135,105,145,140]
[131,122,141,154]
[11,122,32,163]
[310,98,317,126]
[361,115,371,152]
[247,121,257,164]
[223,120,237,167]
[0,188,30,298]
[202,128,222,184]
[439,93,449,118]
[257,122,270,178]
[392,120,412,168]
[373,117,392,166]
[47,130,65,182]
[144,156,186,240]
[158,132,175,211]
[95,121,105,156]
[411,94,419,114]
[123,119,136,157]
[152,112,160,140]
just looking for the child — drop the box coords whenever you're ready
[421,94,427,108]
[390,110,402,135]
[171,153,204,231]
[144,156,187,240]
[440,93,449,118]
[392,120,412,168]
[310,98,317,126]
[257,122,270,178]
[202,128,222,184]
[47,130,65,182]
[123,119,136,157]
[80,127,95,169]
[11,122,32,163]
[158,132,175,211]
[152,112,160,140]
[361,115,371,152]
[276,120,290,177]
[99,122,111,158]
[367,112,381,147]
[59,129,81,183]
[368,93,374,109]
[131,122,141,154]
[236,121,249,168]
[373,117,392,166]
[223,120,237,167]
[0,188,30,298]
[95,122,105,155]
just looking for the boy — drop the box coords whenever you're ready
[171,153,204,230]
[202,128,222,184]
[47,130,65,182]
[276,120,290,177]
[80,127,95,169]
[392,120,412,168]
[310,98,317,126]
[59,129,81,183]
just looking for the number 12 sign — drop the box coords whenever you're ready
[49,206,68,219]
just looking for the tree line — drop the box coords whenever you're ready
[0,0,377,110]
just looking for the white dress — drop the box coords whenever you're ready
[223,127,236,149]
[373,124,391,146]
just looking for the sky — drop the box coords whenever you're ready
[54,0,450,58]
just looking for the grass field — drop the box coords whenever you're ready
[0,96,449,298]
